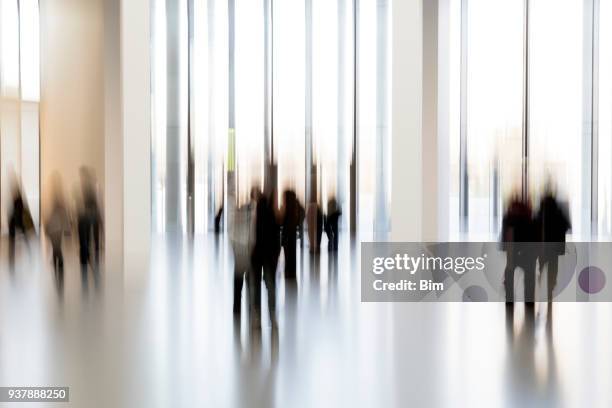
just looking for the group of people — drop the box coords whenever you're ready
[229,186,341,326]
[500,186,571,303]
[46,168,103,292]
[7,167,102,293]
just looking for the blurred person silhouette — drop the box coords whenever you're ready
[45,173,69,278]
[8,171,34,265]
[306,201,323,254]
[501,193,537,304]
[214,205,224,234]
[250,188,280,327]
[535,183,570,303]
[77,167,103,291]
[297,200,306,248]
[324,197,341,251]
[281,190,301,280]
[80,167,102,264]
[230,188,256,316]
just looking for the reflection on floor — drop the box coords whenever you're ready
[1,234,612,407]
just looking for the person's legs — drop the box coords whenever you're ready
[324,219,332,250]
[51,241,62,271]
[249,258,263,316]
[547,257,558,302]
[284,239,297,280]
[331,221,339,250]
[233,272,244,314]
[523,256,537,304]
[93,222,100,264]
[57,250,64,271]
[8,217,16,263]
[80,238,89,293]
[264,262,277,322]
[524,269,535,303]
[81,262,89,293]
[505,302,514,344]
[504,252,516,303]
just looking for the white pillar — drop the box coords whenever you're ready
[104,0,123,279]
[422,0,440,241]
[121,0,151,289]
[165,0,182,230]
[391,0,422,241]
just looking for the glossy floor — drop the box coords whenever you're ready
[1,235,611,407]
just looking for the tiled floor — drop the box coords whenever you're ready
[1,234,611,407]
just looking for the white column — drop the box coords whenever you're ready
[391,0,422,241]
[422,0,440,241]
[436,0,451,241]
[165,0,182,230]
[104,0,123,279]
[121,0,151,289]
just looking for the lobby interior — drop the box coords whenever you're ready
[1,0,612,407]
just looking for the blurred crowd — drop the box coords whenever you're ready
[228,186,341,327]
[7,167,103,294]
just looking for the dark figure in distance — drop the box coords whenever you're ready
[535,189,570,302]
[81,168,102,264]
[250,190,281,326]
[306,202,324,253]
[324,198,341,251]
[45,174,69,276]
[214,205,223,234]
[8,179,32,264]
[297,201,306,248]
[281,190,301,280]
[501,194,538,304]
[77,168,102,290]
[230,190,256,315]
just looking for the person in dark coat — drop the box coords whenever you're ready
[9,187,27,255]
[8,176,32,265]
[501,194,538,303]
[77,167,102,292]
[250,191,281,326]
[324,197,341,251]
[80,168,102,264]
[535,189,570,302]
[306,202,324,254]
[45,174,69,275]
[281,190,301,280]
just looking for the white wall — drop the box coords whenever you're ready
[121,0,151,289]
[40,0,105,220]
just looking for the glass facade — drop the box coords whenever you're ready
[0,0,40,232]
[151,0,391,237]
[450,0,609,241]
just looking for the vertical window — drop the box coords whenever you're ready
[312,0,339,204]
[152,0,392,237]
[358,0,391,239]
[529,0,584,236]
[465,0,523,237]
[450,0,599,240]
[0,0,40,231]
[598,0,612,236]
[273,0,306,202]
[235,0,265,205]
[447,0,461,238]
